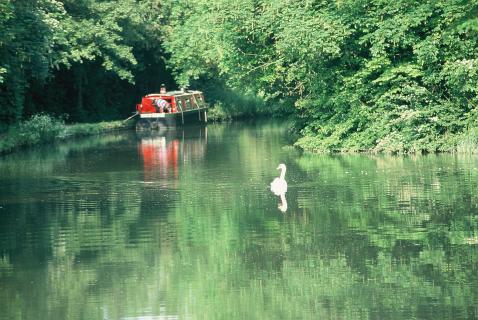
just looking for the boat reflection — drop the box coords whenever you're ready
[138,126,207,181]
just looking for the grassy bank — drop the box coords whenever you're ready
[0,114,133,155]
[205,94,293,122]
[204,88,269,122]
[456,128,478,154]
[295,126,478,155]
[5,111,476,156]
[207,101,268,122]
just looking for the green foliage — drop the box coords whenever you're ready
[0,0,171,125]
[161,0,478,153]
[0,114,131,154]
[208,102,233,122]
[0,114,65,154]
[2,0,478,153]
[456,127,478,154]
[204,83,273,121]
[19,113,66,141]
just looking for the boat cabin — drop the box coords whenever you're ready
[136,90,206,115]
[135,89,208,130]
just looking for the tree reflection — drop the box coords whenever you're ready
[1,122,477,319]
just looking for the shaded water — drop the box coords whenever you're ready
[0,121,477,319]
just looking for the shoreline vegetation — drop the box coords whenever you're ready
[0,104,262,156]
[0,114,133,155]
[0,93,281,156]
[295,124,478,155]
[2,110,478,156]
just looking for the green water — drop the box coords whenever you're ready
[0,121,477,319]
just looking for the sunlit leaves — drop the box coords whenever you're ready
[442,59,478,95]
[57,0,144,82]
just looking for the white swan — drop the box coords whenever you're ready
[270,163,288,196]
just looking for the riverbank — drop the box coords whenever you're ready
[4,110,475,156]
[0,114,133,155]
[295,127,478,155]
[0,98,275,155]
[207,101,285,122]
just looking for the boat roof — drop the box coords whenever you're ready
[145,90,202,98]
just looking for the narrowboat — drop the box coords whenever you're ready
[135,87,208,130]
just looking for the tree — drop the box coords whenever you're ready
[161,0,478,153]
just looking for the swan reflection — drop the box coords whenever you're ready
[278,193,288,212]
[270,163,288,212]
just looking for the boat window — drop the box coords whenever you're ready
[194,94,203,106]
[189,97,196,108]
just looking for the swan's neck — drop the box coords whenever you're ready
[279,167,286,179]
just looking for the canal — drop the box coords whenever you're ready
[0,120,477,319]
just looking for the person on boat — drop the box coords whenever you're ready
[160,84,167,94]
[153,98,170,113]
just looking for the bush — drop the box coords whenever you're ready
[0,115,131,155]
[456,128,478,154]
[207,102,233,122]
[18,114,66,142]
